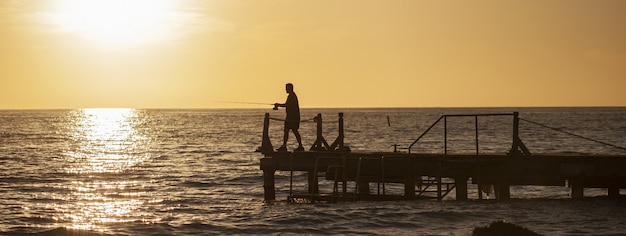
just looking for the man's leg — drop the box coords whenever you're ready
[276,121,290,151]
[293,129,303,150]
[293,129,302,146]
[282,127,290,147]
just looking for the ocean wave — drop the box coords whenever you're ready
[3,227,115,236]
[178,180,217,188]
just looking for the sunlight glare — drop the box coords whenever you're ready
[65,108,150,174]
[51,0,179,45]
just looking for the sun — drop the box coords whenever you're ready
[50,0,178,45]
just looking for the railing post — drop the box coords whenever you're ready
[259,113,273,154]
[330,113,349,151]
[509,112,531,156]
[338,113,345,150]
[311,113,329,151]
[475,116,479,156]
[317,113,323,141]
[444,116,448,155]
[511,112,519,154]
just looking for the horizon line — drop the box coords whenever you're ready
[1,105,625,110]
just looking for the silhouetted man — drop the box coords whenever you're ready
[274,83,303,152]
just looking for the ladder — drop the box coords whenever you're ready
[416,176,456,200]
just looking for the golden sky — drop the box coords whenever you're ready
[1,0,625,109]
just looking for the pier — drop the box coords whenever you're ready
[258,112,626,202]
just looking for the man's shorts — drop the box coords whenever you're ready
[284,119,300,130]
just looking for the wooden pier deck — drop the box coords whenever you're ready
[261,151,626,202]
[258,112,626,202]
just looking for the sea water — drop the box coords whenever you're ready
[0,107,625,235]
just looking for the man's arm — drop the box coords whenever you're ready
[274,95,291,109]
[274,103,285,109]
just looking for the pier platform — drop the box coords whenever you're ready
[258,112,626,202]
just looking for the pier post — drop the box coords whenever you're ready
[608,180,619,197]
[358,181,370,195]
[263,169,276,201]
[308,170,319,194]
[436,161,443,200]
[608,186,619,197]
[404,158,415,199]
[455,177,469,200]
[404,178,416,200]
[437,176,443,200]
[571,179,584,199]
[404,181,415,199]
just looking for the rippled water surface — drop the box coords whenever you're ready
[0,107,625,235]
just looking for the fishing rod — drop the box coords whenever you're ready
[215,101,279,110]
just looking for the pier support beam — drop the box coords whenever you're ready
[263,169,276,201]
[455,177,469,201]
[495,184,510,200]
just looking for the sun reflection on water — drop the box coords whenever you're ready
[59,108,157,231]
[65,108,151,174]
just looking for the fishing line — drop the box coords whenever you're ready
[520,117,626,151]
[215,101,274,105]
[215,101,280,110]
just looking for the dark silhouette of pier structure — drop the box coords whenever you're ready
[258,112,626,202]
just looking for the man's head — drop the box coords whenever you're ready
[285,83,294,93]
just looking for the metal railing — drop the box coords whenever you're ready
[408,112,530,155]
